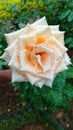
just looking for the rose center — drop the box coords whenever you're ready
[26,45,50,72]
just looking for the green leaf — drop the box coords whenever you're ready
[48,90,63,106]
[68,41,73,48]
[42,0,50,5]
[0,50,3,55]
[65,37,72,45]
[60,10,71,20]
[0,45,3,48]
[53,71,66,88]
[33,86,41,96]
[33,96,43,110]
[20,93,25,102]
[66,66,73,78]
[0,62,3,70]
[12,82,21,90]
[8,3,18,12]
[61,98,69,110]
[23,0,27,4]
[0,60,7,70]
[0,36,3,42]
[68,12,73,22]
[63,83,73,100]
[71,58,73,64]
[41,86,51,101]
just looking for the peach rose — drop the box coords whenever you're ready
[0,17,71,88]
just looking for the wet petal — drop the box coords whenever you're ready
[8,44,20,69]
[52,31,65,44]
[32,16,48,27]
[5,28,25,45]
[26,72,40,85]
[12,70,27,82]
[64,53,71,65]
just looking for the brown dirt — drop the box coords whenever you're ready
[0,82,73,130]
[0,82,21,114]
[18,124,46,130]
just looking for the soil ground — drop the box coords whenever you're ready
[0,82,73,130]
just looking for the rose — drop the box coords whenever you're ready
[0,17,71,88]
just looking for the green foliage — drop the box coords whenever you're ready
[0,0,20,19]
[42,0,51,5]
[0,20,16,70]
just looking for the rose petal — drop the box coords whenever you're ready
[36,25,59,32]
[0,52,10,63]
[25,72,41,85]
[8,44,20,69]
[5,39,17,57]
[5,28,25,45]
[1,17,71,88]
[23,24,36,35]
[64,53,71,65]
[49,25,59,31]
[52,31,65,44]
[45,79,54,87]
[19,35,37,72]
[35,79,46,88]
[47,37,67,53]
[32,16,48,27]
[12,70,27,82]
[56,60,68,73]
[19,34,36,45]
[35,26,52,44]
